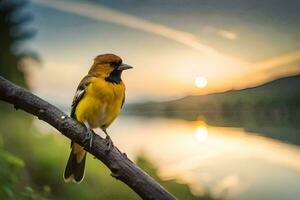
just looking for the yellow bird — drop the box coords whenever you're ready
[64,54,133,183]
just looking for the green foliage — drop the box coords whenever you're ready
[0,138,49,200]
[0,146,24,199]
[20,187,50,200]
[0,0,38,88]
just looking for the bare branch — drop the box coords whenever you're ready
[0,76,176,200]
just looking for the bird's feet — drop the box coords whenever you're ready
[104,135,113,153]
[83,127,94,149]
[102,128,113,153]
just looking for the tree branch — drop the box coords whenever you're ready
[0,76,176,200]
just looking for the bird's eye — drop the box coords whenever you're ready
[110,62,119,68]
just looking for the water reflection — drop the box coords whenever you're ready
[33,115,300,200]
[107,116,300,200]
[195,121,209,142]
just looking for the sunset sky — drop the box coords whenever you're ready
[25,0,300,104]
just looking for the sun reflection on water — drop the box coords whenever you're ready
[33,116,300,200]
[108,116,300,200]
[195,122,209,142]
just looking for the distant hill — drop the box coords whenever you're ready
[125,74,300,121]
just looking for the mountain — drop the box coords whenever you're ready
[125,74,300,121]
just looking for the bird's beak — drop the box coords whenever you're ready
[117,64,133,71]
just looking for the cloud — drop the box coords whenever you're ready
[226,50,300,90]
[253,50,300,70]
[31,0,228,58]
[218,29,238,40]
[203,26,238,40]
[31,0,300,71]
[32,0,298,70]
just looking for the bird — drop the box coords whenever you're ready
[63,54,133,183]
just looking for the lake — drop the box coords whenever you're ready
[108,115,300,200]
[34,114,300,200]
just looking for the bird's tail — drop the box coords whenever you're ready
[64,142,86,183]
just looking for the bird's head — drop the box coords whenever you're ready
[88,54,133,83]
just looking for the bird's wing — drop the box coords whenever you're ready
[70,75,92,119]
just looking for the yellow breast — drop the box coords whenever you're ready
[75,77,125,129]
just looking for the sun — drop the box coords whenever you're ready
[195,76,208,88]
[195,125,208,142]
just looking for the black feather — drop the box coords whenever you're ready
[105,68,122,84]
[64,149,86,183]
